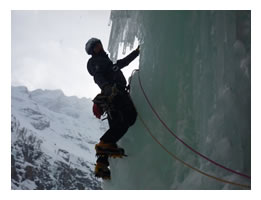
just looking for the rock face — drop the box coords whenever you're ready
[11,86,106,190]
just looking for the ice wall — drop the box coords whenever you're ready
[105,11,251,189]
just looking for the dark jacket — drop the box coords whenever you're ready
[87,49,139,90]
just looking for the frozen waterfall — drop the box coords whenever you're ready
[105,10,251,189]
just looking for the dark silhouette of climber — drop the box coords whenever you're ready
[85,38,139,179]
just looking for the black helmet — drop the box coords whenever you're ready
[85,38,101,55]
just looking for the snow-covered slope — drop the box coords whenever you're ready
[11,86,105,189]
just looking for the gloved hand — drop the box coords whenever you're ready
[136,45,140,52]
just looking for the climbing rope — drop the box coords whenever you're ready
[138,114,251,189]
[136,70,251,180]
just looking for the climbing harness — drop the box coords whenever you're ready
[92,85,118,120]
[92,84,131,121]
[136,70,251,180]
[92,93,112,119]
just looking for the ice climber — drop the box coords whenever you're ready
[85,38,140,179]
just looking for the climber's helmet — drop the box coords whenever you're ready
[85,38,102,55]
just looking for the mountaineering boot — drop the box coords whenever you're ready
[95,162,111,180]
[95,141,127,158]
[95,155,110,180]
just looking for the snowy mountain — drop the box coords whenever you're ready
[11,86,106,189]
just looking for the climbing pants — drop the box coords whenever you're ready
[100,92,137,143]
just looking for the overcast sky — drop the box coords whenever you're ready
[11,10,139,99]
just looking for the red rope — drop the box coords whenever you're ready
[137,71,251,180]
[138,114,251,189]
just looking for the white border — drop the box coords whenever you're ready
[1,1,260,200]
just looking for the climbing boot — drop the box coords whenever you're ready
[95,162,111,180]
[95,141,127,158]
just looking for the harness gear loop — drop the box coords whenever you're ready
[92,84,129,121]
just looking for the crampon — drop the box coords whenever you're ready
[95,162,111,180]
[95,142,127,158]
